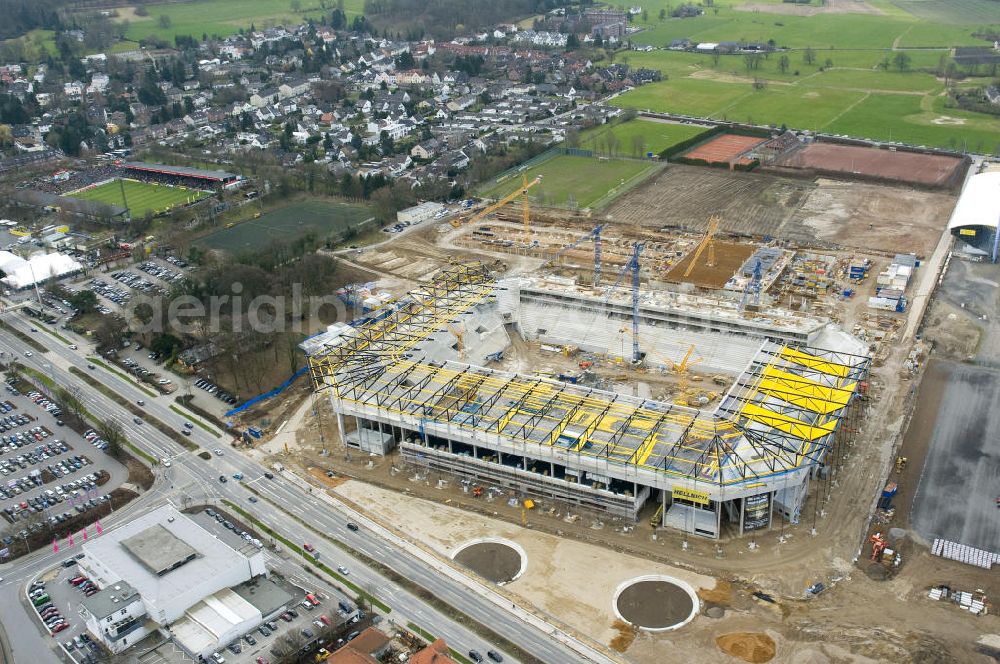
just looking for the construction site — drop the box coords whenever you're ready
[249,149,1000,662]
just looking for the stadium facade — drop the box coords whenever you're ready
[309,263,870,539]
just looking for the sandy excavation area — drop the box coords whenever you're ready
[333,480,714,649]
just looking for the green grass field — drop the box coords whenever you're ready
[115,0,364,43]
[478,155,659,210]
[579,119,711,156]
[67,179,208,217]
[608,0,1000,149]
[196,200,374,254]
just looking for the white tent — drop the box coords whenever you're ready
[0,250,83,289]
[947,171,1000,233]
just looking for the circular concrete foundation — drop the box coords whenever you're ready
[613,575,699,631]
[452,538,526,585]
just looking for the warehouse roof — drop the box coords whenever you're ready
[122,524,198,576]
[81,505,258,621]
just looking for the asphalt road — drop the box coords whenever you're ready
[0,311,607,664]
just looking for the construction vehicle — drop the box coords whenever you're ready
[472,486,484,498]
[451,175,542,236]
[650,502,664,529]
[895,456,908,474]
[869,532,888,561]
[683,216,720,278]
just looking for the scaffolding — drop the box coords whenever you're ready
[309,262,871,492]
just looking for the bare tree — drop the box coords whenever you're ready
[97,419,127,460]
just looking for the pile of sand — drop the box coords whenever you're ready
[716,632,777,663]
[609,619,638,653]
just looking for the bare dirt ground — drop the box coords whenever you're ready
[736,0,883,16]
[793,179,956,256]
[332,479,716,648]
[664,240,755,288]
[605,167,957,256]
[605,165,813,238]
[453,542,522,584]
[616,580,693,629]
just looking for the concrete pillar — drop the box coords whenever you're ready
[335,411,346,446]
[739,496,745,538]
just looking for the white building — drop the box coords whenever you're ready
[397,201,445,224]
[77,505,268,657]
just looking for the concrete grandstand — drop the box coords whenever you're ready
[309,262,871,539]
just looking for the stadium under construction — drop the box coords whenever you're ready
[308,262,871,539]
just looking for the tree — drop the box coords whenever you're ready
[158,15,172,29]
[97,419,126,460]
[893,51,911,72]
[743,53,762,71]
[291,0,302,10]
[68,289,97,314]
[778,54,789,74]
[151,333,182,358]
[642,9,649,21]
[54,386,84,421]
[658,8,666,20]
[803,47,816,66]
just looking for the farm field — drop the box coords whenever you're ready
[112,0,364,43]
[478,155,659,210]
[196,199,374,254]
[67,179,208,217]
[612,0,999,149]
[579,119,711,156]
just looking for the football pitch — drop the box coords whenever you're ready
[478,155,660,210]
[67,179,208,217]
[196,200,374,254]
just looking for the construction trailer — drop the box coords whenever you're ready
[308,263,871,539]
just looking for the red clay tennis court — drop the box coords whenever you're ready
[680,134,767,166]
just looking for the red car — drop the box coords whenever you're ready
[303,543,315,552]
[51,623,70,634]
[256,658,269,664]
[318,614,331,626]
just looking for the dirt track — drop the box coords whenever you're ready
[774,143,964,188]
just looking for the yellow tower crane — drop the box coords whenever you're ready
[683,215,720,278]
[453,175,542,237]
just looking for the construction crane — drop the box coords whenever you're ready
[673,343,702,396]
[543,224,605,280]
[739,258,763,312]
[454,175,542,236]
[628,243,643,364]
[683,215,720,278]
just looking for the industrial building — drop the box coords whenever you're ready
[309,262,870,539]
[397,201,446,224]
[76,505,273,657]
[947,170,1000,262]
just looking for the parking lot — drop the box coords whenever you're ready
[0,381,128,554]
[30,556,100,663]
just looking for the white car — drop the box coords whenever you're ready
[24,351,32,357]
[161,458,171,467]
[213,448,223,456]
[337,565,350,575]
